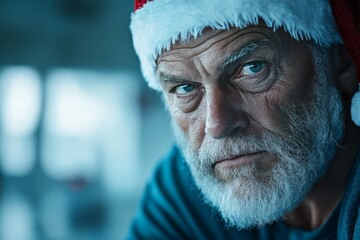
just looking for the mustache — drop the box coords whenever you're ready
[196,131,293,168]
[177,117,318,172]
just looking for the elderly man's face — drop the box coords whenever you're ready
[157,26,343,228]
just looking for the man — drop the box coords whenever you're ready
[128,0,360,239]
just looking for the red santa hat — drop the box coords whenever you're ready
[130,0,360,125]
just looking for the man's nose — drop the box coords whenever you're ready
[205,88,249,139]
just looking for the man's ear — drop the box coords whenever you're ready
[333,45,359,96]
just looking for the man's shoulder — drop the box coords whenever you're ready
[338,147,360,239]
[127,146,201,239]
[144,145,202,217]
[152,145,193,188]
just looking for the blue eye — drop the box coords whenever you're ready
[174,84,196,94]
[241,62,266,75]
[233,61,273,93]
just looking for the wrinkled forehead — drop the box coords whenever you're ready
[157,24,299,64]
[166,22,269,49]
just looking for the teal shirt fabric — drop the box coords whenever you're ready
[127,146,360,240]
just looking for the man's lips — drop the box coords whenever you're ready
[213,151,267,168]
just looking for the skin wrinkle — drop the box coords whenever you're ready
[165,27,290,136]
[158,39,274,89]
[157,26,359,230]
[171,30,226,50]
[158,26,278,65]
[162,26,310,142]
[215,88,268,136]
[157,35,282,91]
[184,76,338,228]
[194,54,212,84]
[159,30,244,62]
[159,46,275,96]
[263,79,294,129]
[263,44,314,117]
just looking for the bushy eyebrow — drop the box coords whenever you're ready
[158,39,272,86]
[158,72,190,85]
[221,39,272,69]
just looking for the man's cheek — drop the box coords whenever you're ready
[173,112,206,149]
[242,93,289,137]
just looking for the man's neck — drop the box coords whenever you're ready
[283,115,360,230]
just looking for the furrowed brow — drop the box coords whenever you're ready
[158,72,189,86]
[221,40,271,69]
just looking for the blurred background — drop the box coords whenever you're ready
[0,0,174,239]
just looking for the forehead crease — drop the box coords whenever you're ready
[172,29,226,50]
[158,27,280,64]
[157,26,291,81]
[159,29,243,61]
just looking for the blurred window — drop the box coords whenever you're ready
[0,66,41,176]
[0,192,36,240]
[42,69,141,194]
[0,67,142,195]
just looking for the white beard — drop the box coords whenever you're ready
[171,50,344,229]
